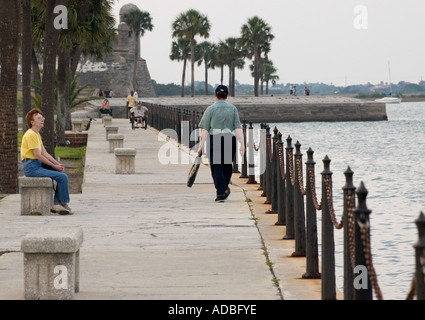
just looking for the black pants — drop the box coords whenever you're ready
[207,134,236,196]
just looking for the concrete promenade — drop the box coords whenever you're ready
[0,117,322,300]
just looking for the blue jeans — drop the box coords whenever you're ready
[23,159,70,204]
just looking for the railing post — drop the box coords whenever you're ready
[275,132,286,226]
[266,127,278,213]
[321,155,336,300]
[258,124,265,192]
[414,211,425,300]
[292,141,306,257]
[342,166,356,300]
[353,181,373,300]
[240,120,248,178]
[247,122,257,184]
[283,135,294,240]
[303,147,320,279]
[264,126,272,207]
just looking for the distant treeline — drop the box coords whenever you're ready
[152,80,425,97]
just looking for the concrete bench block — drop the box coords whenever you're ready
[108,134,124,153]
[105,126,119,140]
[115,148,136,174]
[71,119,83,132]
[102,115,112,127]
[19,177,54,216]
[21,227,84,300]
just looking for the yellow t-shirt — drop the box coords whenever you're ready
[127,94,137,108]
[21,129,42,160]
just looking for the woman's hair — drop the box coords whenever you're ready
[26,108,43,129]
[215,85,229,99]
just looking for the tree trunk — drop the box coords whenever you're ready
[181,58,187,97]
[228,66,231,93]
[21,0,32,133]
[190,38,195,97]
[231,63,236,97]
[204,60,208,95]
[31,48,42,97]
[70,44,82,79]
[254,45,260,97]
[41,0,68,156]
[132,32,139,91]
[56,49,70,147]
[220,65,224,85]
[0,0,19,194]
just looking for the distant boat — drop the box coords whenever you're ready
[375,96,402,104]
[375,61,402,104]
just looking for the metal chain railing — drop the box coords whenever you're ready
[296,158,307,196]
[277,143,286,180]
[324,178,344,230]
[307,167,322,210]
[288,150,295,187]
[358,219,384,300]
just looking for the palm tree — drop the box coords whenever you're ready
[223,37,246,97]
[170,38,191,97]
[21,0,33,132]
[196,41,217,95]
[31,0,116,145]
[122,7,153,92]
[215,42,228,86]
[262,60,279,95]
[0,0,19,194]
[251,59,279,95]
[239,16,274,97]
[172,9,210,97]
[38,0,69,156]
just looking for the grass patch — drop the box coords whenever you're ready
[18,130,86,159]
[55,146,86,159]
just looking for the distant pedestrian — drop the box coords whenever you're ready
[290,84,294,95]
[304,87,310,96]
[126,90,137,119]
[197,85,245,202]
[104,86,112,98]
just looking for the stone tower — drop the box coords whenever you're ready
[77,3,156,97]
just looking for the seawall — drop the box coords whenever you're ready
[83,95,388,122]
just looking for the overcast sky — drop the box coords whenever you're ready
[112,0,425,87]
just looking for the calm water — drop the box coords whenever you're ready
[253,102,425,300]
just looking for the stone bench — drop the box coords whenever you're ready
[105,126,119,140]
[71,119,83,132]
[19,177,54,216]
[102,115,112,127]
[115,148,136,174]
[21,226,84,300]
[108,134,124,153]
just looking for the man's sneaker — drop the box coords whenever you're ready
[215,195,226,203]
[224,188,231,200]
[51,204,70,215]
[62,204,74,215]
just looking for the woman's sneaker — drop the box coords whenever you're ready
[62,204,74,215]
[51,204,70,215]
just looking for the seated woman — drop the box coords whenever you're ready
[20,108,73,215]
[100,98,112,116]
